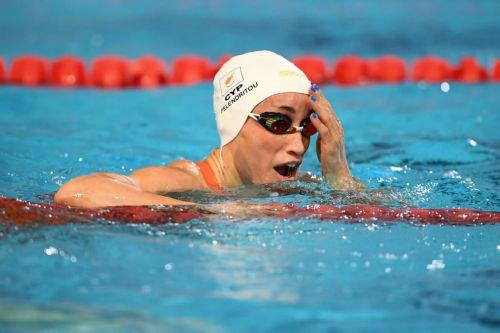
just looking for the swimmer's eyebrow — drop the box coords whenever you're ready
[272,105,296,114]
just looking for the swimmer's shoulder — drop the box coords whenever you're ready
[130,160,206,193]
[167,159,200,173]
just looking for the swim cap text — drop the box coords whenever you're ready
[221,82,259,113]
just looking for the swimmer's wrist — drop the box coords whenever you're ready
[323,159,351,179]
[323,161,367,191]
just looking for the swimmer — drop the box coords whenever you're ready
[55,51,364,209]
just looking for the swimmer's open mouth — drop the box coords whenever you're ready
[274,162,300,178]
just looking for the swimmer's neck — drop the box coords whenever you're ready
[206,148,244,187]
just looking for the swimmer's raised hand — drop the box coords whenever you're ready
[308,84,365,190]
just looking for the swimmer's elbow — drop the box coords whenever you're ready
[54,178,83,206]
[54,173,115,207]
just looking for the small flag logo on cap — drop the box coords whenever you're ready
[219,67,244,95]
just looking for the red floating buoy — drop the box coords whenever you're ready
[129,55,168,88]
[291,55,329,84]
[331,55,368,85]
[50,55,86,87]
[367,55,407,83]
[453,57,488,83]
[90,56,130,89]
[411,56,453,83]
[493,59,500,82]
[169,55,214,85]
[0,58,5,83]
[10,55,48,86]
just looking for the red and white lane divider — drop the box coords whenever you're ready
[0,54,498,89]
[0,197,499,225]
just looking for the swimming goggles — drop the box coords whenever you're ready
[248,112,317,137]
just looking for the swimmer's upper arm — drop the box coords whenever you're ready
[55,160,204,208]
[130,160,204,193]
[54,172,192,208]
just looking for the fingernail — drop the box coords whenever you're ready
[312,113,318,119]
[310,95,316,102]
[311,84,320,92]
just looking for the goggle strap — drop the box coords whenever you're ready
[248,113,260,120]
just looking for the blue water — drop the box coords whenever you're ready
[1,1,499,332]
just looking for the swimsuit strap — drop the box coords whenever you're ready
[195,160,223,191]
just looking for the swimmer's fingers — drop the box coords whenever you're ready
[309,87,343,140]
[308,86,343,133]
[308,87,330,124]
[310,112,328,136]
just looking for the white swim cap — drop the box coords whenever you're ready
[213,50,311,147]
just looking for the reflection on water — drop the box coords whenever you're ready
[0,300,224,333]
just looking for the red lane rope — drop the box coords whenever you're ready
[0,55,498,89]
[1,197,498,226]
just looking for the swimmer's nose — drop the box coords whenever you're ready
[285,132,307,158]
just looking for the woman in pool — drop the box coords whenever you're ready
[55,50,362,208]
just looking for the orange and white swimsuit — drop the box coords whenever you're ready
[195,160,223,191]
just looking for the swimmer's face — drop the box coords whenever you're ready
[230,92,313,184]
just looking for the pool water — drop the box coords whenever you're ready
[1,1,499,332]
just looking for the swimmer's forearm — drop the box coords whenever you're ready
[54,173,193,208]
